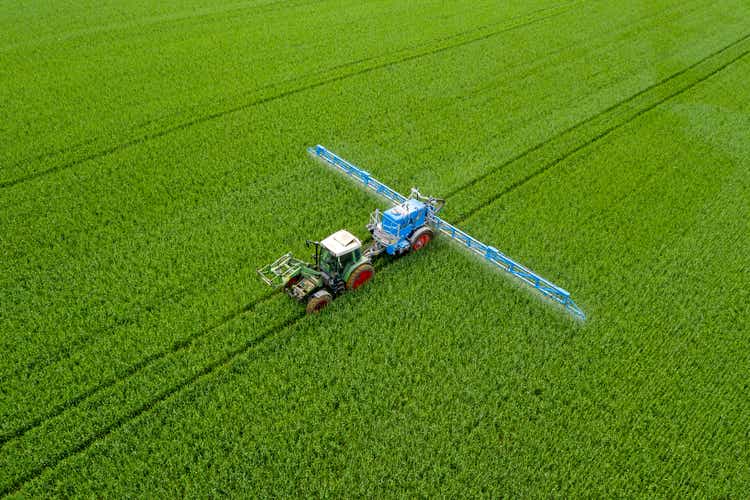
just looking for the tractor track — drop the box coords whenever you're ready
[2,149,269,381]
[0,309,302,498]
[4,13,750,498]
[0,252,401,497]
[3,137,100,174]
[0,290,276,447]
[0,3,574,190]
[0,282,195,387]
[443,30,750,202]
[454,38,750,223]
[2,1,542,172]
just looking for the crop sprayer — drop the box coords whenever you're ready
[257,145,586,320]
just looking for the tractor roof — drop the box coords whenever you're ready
[321,229,361,257]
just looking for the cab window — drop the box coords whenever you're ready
[320,248,337,272]
[338,251,354,270]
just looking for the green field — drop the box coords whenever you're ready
[2,0,749,496]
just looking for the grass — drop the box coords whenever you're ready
[1,0,748,496]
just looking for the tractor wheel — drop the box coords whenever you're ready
[306,290,332,314]
[409,227,434,252]
[346,263,375,290]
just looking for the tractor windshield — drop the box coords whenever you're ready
[319,247,338,274]
[338,250,355,272]
[319,247,360,276]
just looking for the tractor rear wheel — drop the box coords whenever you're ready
[346,263,375,290]
[409,227,434,252]
[306,290,332,314]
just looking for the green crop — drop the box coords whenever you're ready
[1,0,748,496]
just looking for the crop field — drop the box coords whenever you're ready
[1,0,749,496]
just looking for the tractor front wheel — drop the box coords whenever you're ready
[409,227,434,252]
[306,290,332,314]
[346,263,375,290]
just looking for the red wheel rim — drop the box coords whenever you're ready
[314,300,328,311]
[413,234,430,250]
[352,269,373,289]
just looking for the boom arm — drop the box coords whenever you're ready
[308,145,406,205]
[308,144,586,320]
[429,215,586,320]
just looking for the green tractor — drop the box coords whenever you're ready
[257,230,375,313]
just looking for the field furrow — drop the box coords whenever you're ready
[1,0,570,187]
[448,32,750,221]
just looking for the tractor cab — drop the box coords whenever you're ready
[318,229,363,277]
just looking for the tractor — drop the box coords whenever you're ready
[257,190,444,314]
[257,229,375,314]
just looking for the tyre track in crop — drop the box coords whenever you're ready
[0,2,576,190]
[444,31,750,221]
[0,308,302,497]
[0,253,400,497]
[1,282,195,387]
[458,42,750,220]
[1,197,477,494]
[2,1,552,173]
[3,137,100,173]
[0,290,276,448]
[4,31,750,492]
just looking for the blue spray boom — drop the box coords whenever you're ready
[308,144,586,320]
